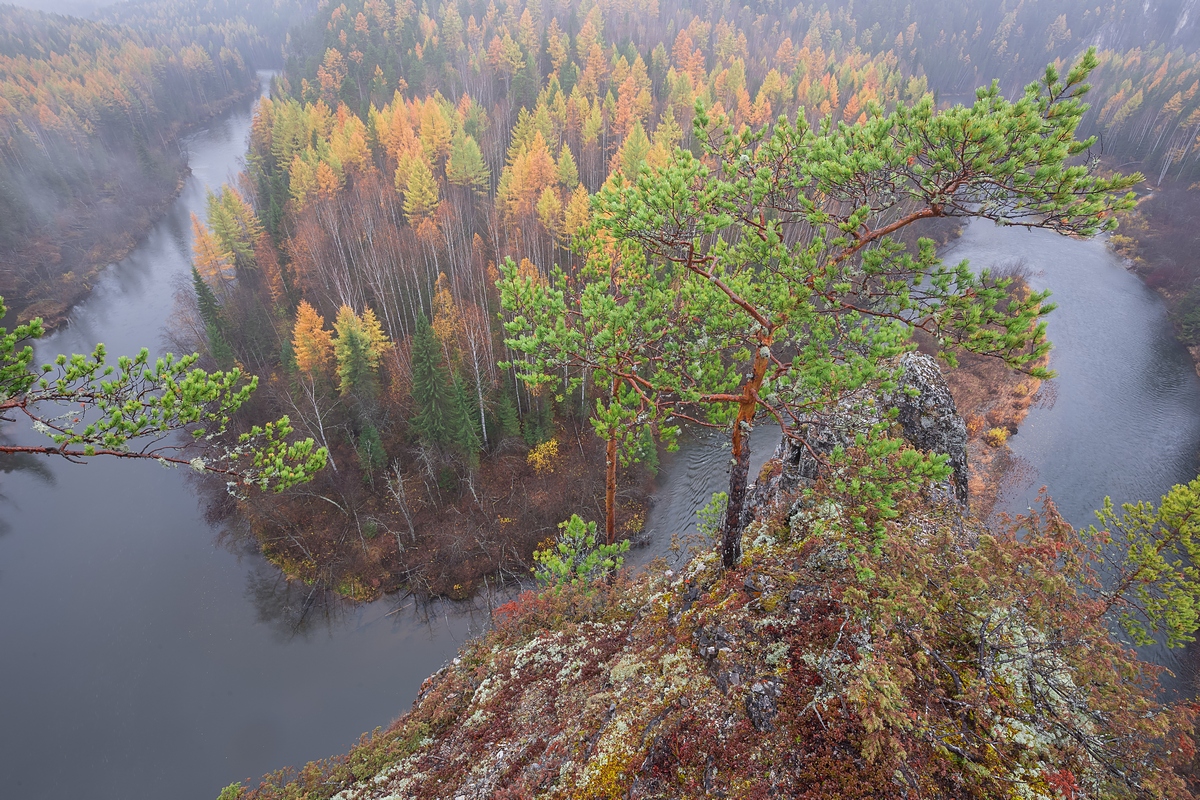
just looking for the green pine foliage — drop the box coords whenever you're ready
[532,514,629,588]
[0,294,324,490]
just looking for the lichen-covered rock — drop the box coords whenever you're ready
[746,352,968,525]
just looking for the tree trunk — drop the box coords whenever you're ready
[721,340,770,568]
[606,432,618,546]
[605,377,620,545]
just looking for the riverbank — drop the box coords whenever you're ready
[1109,182,1200,376]
[942,326,1047,518]
[907,216,1044,518]
[0,85,504,800]
[230,426,1196,800]
[1,78,265,332]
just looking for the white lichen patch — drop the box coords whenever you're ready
[609,653,645,684]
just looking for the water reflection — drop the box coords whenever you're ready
[0,436,56,538]
[0,74,494,800]
[243,560,352,641]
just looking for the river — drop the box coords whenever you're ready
[944,220,1200,691]
[3,78,1200,798]
[638,219,1200,690]
[0,74,489,800]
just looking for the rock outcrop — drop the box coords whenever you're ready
[746,352,968,523]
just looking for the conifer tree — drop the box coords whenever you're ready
[410,313,456,447]
[505,53,1141,567]
[446,130,490,195]
[206,186,262,272]
[192,267,235,369]
[333,305,389,399]
[291,300,334,379]
[496,390,521,440]
[0,296,324,491]
[451,372,482,464]
[191,214,235,297]
[403,157,440,223]
[556,143,579,190]
[614,122,651,178]
[562,185,591,241]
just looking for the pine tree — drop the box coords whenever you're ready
[504,52,1141,567]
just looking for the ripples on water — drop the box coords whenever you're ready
[633,429,776,569]
[3,89,1199,800]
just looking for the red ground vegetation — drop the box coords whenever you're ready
[230,446,1197,800]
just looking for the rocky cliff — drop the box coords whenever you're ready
[747,352,969,523]
[234,356,1188,800]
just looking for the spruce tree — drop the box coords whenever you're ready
[496,390,520,440]
[410,313,456,447]
[191,267,235,369]
[333,306,389,399]
[451,372,482,464]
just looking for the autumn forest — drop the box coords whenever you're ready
[11,0,1200,797]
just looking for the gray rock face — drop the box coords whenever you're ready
[885,352,969,502]
[745,352,968,523]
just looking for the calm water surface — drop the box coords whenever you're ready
[643,219,1200,688]
[0,74,486,800]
